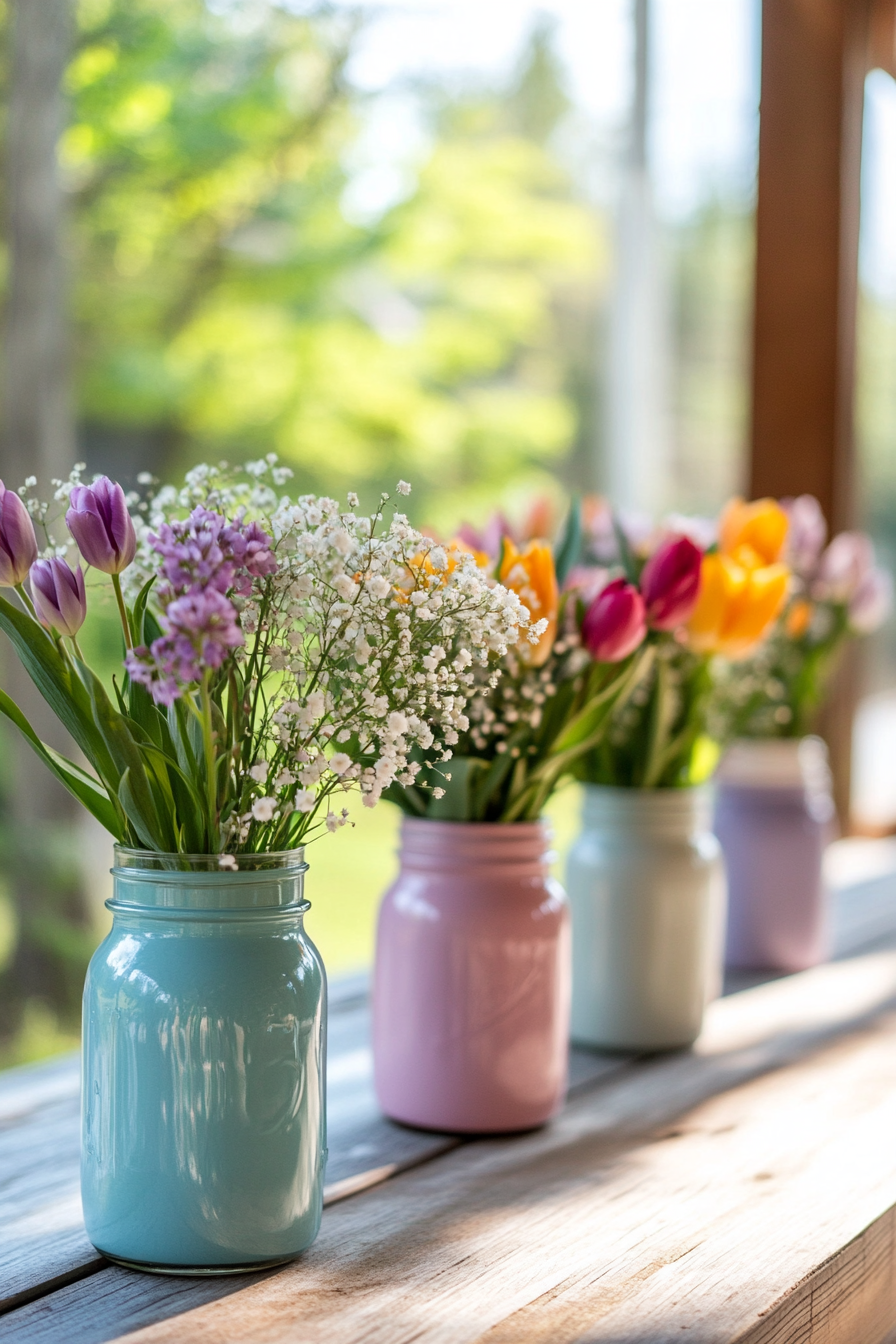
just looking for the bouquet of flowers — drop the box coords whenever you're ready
[385,509,656,824]
[571,496,792,788]
[710,495,891,740]
[0,464,531,861]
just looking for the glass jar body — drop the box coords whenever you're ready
[81,850,326,1274]
[373,819,570,1134]
[566,786,726,1050]
[714,738,835,971]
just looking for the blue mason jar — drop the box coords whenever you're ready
[81,847,327,1274]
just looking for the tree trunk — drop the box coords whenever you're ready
[0,0,85,1042]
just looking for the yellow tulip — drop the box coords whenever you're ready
[719,497,789,566]
[499,538,558,667]
[688,552,789,658]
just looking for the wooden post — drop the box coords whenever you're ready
[749,0,890,824]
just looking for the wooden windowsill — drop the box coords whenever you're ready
[3,855,896,1343]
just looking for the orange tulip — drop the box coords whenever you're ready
[688,552,789,658]
[785,598,813,638]
[719,497,789,567]
[499,538,558,667]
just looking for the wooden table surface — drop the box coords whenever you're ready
[4,857,896,1344]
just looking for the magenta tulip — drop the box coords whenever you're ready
[31,558,87,637]
[640,535,703,630]
[0,481,38,587]
[581,577,647,662]
[66,477,136,575]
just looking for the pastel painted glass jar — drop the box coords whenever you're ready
[81,847,326,1274]
[714,737,836,972]
[373,819,571,1134]
[566,786,726,1051]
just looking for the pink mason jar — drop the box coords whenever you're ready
[372,818,571,1134]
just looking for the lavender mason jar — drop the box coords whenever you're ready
[714,738,836,973]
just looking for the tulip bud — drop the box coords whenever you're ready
[0,481,38,587]
[640,535,703,630]
[581,578,646,662]
[66,477,136,575]
[31,558,87,637]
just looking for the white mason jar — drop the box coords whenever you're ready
[566,786,726,1051]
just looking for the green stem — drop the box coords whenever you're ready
[200,673,218,846]
[14,582,37,621]
[70,636,84,661]
[111,573,133,650]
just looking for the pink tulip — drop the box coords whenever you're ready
[640,535,703,630]
[456,512,515,558]
[563,564,611,605]
[849,567,892,634]
[0,481,38,587]
[581,578,647,662]
[813,532,874,602]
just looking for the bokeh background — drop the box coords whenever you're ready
[2,0,896,1067]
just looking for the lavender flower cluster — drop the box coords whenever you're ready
[126,507,278,705]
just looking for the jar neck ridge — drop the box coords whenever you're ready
[580,784,712,839]
[111,847,308,917]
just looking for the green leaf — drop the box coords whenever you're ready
[426,756,489,821]
[132,577,156,646]
[613,516,640,585]
[80,663,170,850]
[118,769,165,851]
[0,686,124,838]
[553,498,582,586]
[0,593,118,785]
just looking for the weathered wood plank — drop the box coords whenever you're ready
[0,996,630,1315]
[94,950,896,1344]
[4,869,896,1337]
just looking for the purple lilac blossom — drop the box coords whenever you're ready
[31,558,87,637]
[127,591,244,706]
[66,477,137,575]
[125,507,277,704]
[150,507,277,598]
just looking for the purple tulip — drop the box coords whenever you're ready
[640,535,703,630]
[581,577,647,662]
[0,480,38,587]
[31,558,87,637]
[66,477,136,575]
[783,495,827,577]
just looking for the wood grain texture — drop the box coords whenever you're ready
[0,981,630,1320]
[105,950,896,1344]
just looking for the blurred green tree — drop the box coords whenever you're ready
[65,0,604,529]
